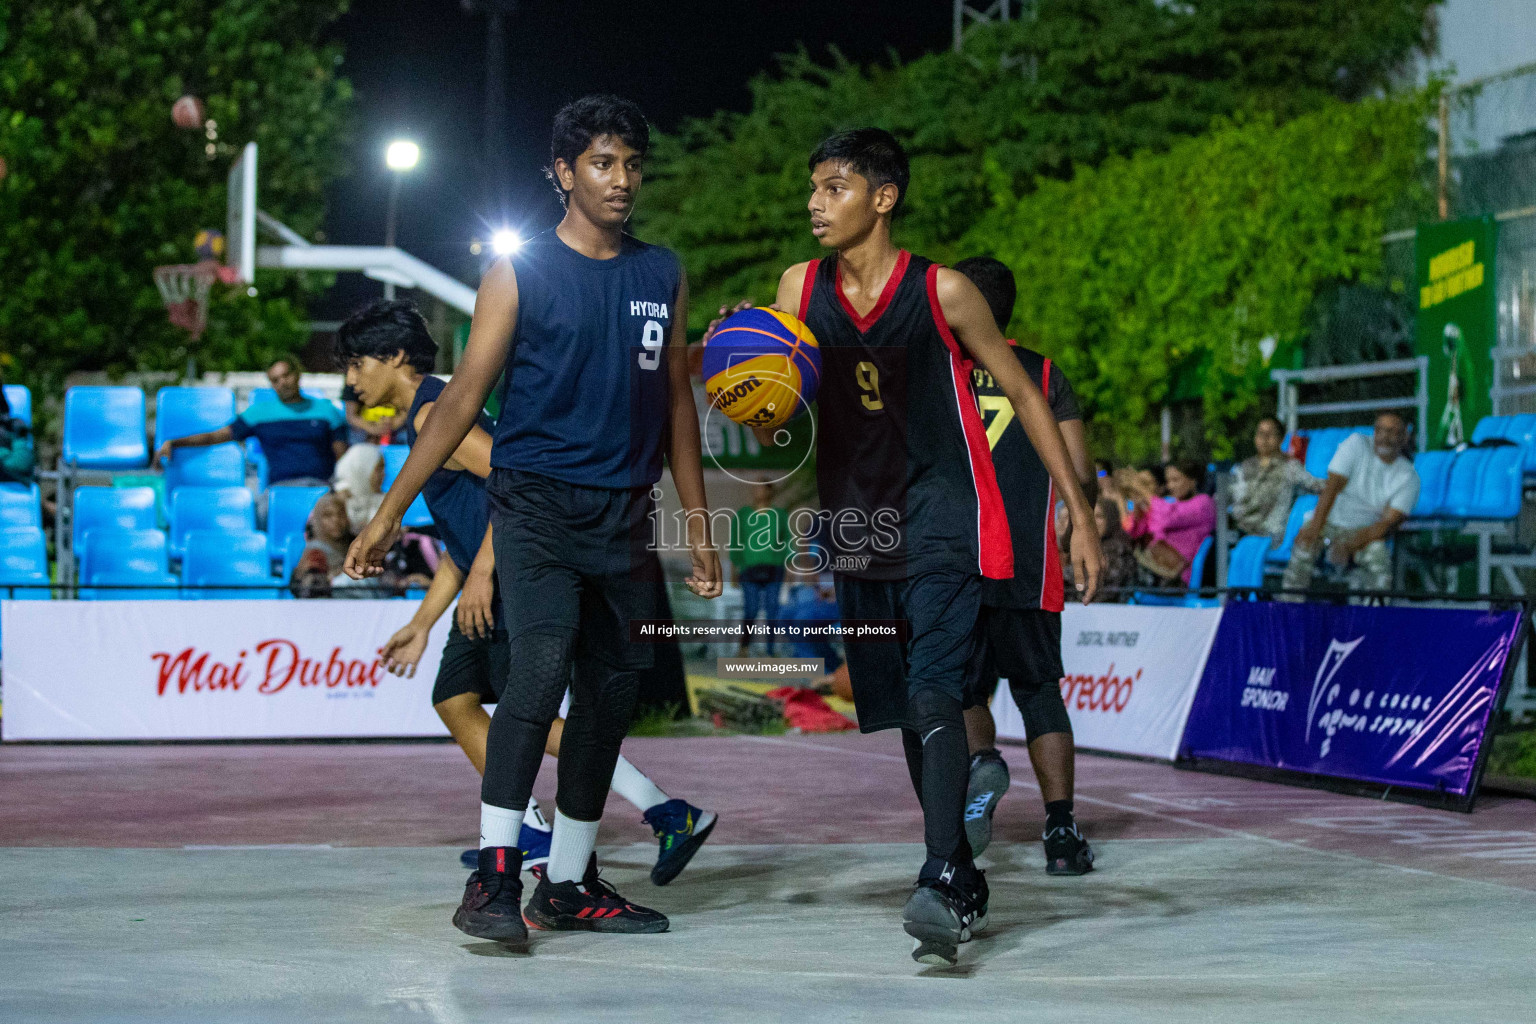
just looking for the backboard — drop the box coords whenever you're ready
[226,142,257,284]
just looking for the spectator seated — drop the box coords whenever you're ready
[266,485,329,564]
[1132,536,1216,607]
[381,444,433,527]
[1293,426,1374,480]
[72,486,158,571]
[3,384,31,426]
[182,530,279,599]
[63,386,148,470]
[0,483,42,528]
[169,486,256,559]
[163,442,246,493]
[154,386,235,452]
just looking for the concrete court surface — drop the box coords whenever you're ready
[3,734,1536,1023]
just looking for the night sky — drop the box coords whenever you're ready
[317,0,951,317]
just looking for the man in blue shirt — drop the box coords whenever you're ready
[156,359,348,498]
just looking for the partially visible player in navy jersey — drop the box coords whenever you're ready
[346,96,721,946]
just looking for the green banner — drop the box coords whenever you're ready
[1415,217,1498,447]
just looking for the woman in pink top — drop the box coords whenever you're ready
[1123,461,1216,585]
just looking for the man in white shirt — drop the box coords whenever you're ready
[1281,412,1419,597]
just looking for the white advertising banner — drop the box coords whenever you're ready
[991,604,1222,760]
[1,600,453,741]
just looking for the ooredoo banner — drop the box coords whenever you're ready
[1181,602,1524,796]
[991,604,1222,760]
[1,600,451,741]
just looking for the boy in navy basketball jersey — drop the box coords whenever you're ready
[950,257,1096,877]
[759,129,1103,965]
[347,97,721,945]
[336,300,717,888]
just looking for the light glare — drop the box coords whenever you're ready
[385,140,420,171]
[491,229,521,255]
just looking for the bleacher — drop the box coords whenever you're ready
[0,383,428,607]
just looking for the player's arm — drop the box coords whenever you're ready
[667,270,723,599]
[412,402,494,479]
[935,268,1103,601]
[381,555,464,677]
[1059,419,1097,507]
[456,524,497,639]
[346,259,518,578]
[155,425,235,465]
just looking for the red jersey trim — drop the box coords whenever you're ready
[836,250,910,333]
[924,263,1014,580]
[797,260,819,323]
[1040,358,1065,612]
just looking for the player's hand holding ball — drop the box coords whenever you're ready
[344,511,402,580]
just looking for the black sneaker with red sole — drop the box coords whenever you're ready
[452,846,528,944]
[1043,821,1095,876]
[523,854,669,934]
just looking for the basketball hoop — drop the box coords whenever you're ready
[152,260,236,340]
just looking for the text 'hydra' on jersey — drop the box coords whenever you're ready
[629,301,669,318]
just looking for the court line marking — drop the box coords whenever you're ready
[742,736,1535,894]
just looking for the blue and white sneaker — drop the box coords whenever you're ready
[457,822,551,871]
[641,799,717,886]
[965,749,1011,856]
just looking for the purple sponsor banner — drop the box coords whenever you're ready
[1182,603,1522,795]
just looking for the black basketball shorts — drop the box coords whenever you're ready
[431,620,510,705]
[963,605,1071,740]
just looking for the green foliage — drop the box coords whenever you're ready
[0,0,352,409]
[964,97,1432,462]
[635,0,1438,331]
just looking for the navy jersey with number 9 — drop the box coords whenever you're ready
[492,229,681,489]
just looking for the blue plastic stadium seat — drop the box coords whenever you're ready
[164,443,246,492]
[1410,450,1456,518]
[280,532,310,583]
[1471,415,1512,445]
[1227,534,1273,589]
[245,438,269,491]
[1302,426,1374,480]
[80,569,182,601]
[0,526,50,599]
[381,444,433,528]
[0,483,42,528]
[1267,494,1320,564]
[80,528,169,587]
[154,386,235,450]
[3,384,32,426]
[1133,536,1215,607]
[168,487,256,559]
[1446,446,1523,520]
[72,486,158,564]
[1472,414,1536,474]
[62,386,148,469]
[266,486,328,563]
[247,387,335,410]
[182,529,279,599]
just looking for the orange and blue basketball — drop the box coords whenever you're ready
[702,308,820,429]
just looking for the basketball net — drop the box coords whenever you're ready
[152,260,237,341]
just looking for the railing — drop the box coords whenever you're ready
[1271,357,1429,452]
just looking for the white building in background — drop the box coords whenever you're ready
[1425,0,1536,152]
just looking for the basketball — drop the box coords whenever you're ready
[194,228,225,261]
[172,95,205,129]
[702,307,820,430]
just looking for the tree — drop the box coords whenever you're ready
[0,0,352,416]
[961,96,1432,462]
[635,0,1438,330]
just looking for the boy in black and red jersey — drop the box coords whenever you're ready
[951,256,1097,878]
[715,129,1103,966]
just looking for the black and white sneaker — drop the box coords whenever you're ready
[902,859,989,967]
[452,846,528,944]
[1043,821,1095,876]
[522,854,670,934]
[964,749,1011,856]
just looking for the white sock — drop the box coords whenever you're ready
[609,756,670,813]
[480,802,524,850]
[547,810,601,883]
[523,796,549,832]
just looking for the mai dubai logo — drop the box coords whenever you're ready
[1305,636,1365,757]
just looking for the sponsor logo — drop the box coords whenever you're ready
[629,300,669,318]
[1240,665,1288,711]
[712,376,762,410]
[1059,664,1139,713]
[150,639,385,697]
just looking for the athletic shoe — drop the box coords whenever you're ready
[902,858,989,967]
[641,798,718,886]
[522,854,670,934]
[458,823,550,871]
[1043,820,1095,876]
[964,749,1011,856]
[452,846,527,944]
